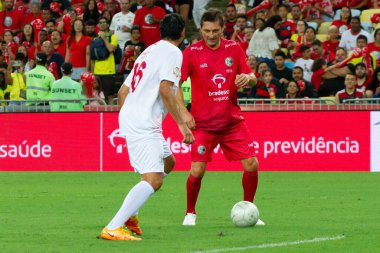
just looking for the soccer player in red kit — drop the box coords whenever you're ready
[177,8,265,226]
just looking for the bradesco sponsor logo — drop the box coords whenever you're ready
[107,129,222,155]
[0,140,52,158]
[108,129,126,154]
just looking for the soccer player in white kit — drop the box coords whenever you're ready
[100,13,194,241]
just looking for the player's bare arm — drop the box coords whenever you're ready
[176,80,196,130]
[235,73,257,88]
[99,31,116,53]
[161,80,194,144]
[117,84,129,108]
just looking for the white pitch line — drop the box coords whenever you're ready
[189,235,345,253]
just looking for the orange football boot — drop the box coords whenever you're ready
[125,215,143,235]
[100,226,141,241]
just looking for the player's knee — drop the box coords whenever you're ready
[191,163,206,178]
[142,173,164,191]
[243,157,259,172]
[150,177,164,191]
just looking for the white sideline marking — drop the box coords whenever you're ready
[189,235,345,253]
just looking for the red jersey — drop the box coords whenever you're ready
[23,13,43,26]
[331,20,350,35]
[239,41,248,54]
[0,9,23,36]
[33,19,46,42]
[70,0,85,6]
[181,39,251,131]
[279,19,295,39]
[356,76,372,94]
[333,0,347,9]
[348,0,362,8]
[54,43,67,59]
[27,45,42,60]
[133,6,166,47]
[255,81,277,98]
[234,31,245,43]
[323,40,340,54]
[224,21,236,40]
[311,68,325,91]
[367,42,380,66]
[66,35,91,68]
[300,0,320,19]
[336,89,364,103]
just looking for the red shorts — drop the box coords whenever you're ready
[191,120,256,162]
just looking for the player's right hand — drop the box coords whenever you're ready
[183,110,196,130]
[179,124,194,144]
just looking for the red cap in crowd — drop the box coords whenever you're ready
[81,72,95,85]
[371,13,380,24]
[97,2,104,13]
[74,6,85,16]
[50,2,61,14]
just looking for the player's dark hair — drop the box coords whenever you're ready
[159,13,185,41]
[355,62,366,70]
[85,19,96,26]
[336,47,347,54]
[305,26,316,35]
[45,19,56,26]
[357,34,368,43]
[300,44,310,53]
[259,15,282,32]
[201,8,224,28]
[276,4,290,11]
[262,68,273,77]
[346,72,356,79]
[236,14,247,21]
[293,66,303,73]
[131,26,140,33]
[311,39,322,47]
[15,52,25,62]
[351,16,361,23]
[98,16,109,25]
[226,4,236,10]
[311,57,326,72]
[340,6,352,24]
[256,61,269,73]
[274,50,286,58]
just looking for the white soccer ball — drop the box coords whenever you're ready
[231,201,259,227]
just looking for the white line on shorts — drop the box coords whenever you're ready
[189,235,345,253]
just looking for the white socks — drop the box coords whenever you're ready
[107,180,154,230]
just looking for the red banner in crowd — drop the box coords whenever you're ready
[0,111,373,171]
[0,113,100,171]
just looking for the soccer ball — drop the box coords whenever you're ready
[231,201,259,227]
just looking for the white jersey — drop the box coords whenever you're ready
[119,40,182,137]
[110,11,135,48]
[294,58,314,83]
[339,29,373,52]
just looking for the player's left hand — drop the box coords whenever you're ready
[235,74,251,88]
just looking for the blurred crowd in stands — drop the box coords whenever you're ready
[1,0,380,109]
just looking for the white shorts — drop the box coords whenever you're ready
[126,135,172,174]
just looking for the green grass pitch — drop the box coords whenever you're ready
[0,172,379,253]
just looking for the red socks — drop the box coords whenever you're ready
[242,170,258,202]
[186,174,202,214]
[186,171,257,213]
